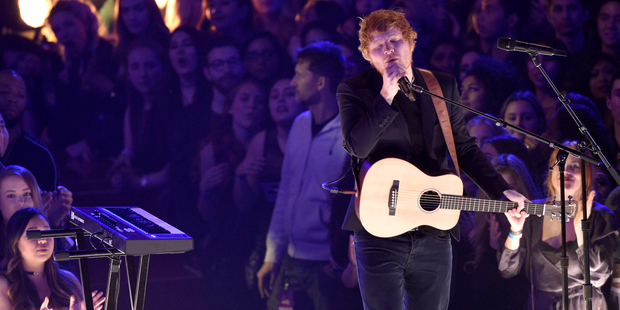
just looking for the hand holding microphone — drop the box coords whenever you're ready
[381,58,415,103]
[398,76,416,102]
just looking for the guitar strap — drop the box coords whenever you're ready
[418,69,461,177]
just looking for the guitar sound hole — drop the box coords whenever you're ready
[419,190,440,212]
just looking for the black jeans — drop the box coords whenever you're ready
[355,229,452,310]
[267,256,337,310]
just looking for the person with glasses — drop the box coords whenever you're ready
[244,31,293,90]
[203,38,247,118]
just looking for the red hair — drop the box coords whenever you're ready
[358,9,417,61]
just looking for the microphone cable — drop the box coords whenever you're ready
[321,166,357,195]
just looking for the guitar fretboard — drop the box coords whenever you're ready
[440,195,547,215]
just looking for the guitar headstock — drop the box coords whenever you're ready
[543,201,577,221]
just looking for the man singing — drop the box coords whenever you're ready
[337,9,527,310]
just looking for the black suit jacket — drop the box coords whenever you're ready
[337,67,511,232]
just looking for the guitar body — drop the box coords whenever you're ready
[356,158,574,238]
[356,158,463,238]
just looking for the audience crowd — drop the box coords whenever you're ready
[2,0,620,309]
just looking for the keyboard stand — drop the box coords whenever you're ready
[75,229,95,310]
[57,206,194,309]
[46,231,150,310]
[126,255,150,310]
[55,248,151,310]
[106,255,121,310]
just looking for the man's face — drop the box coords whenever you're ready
[203,46,245,94]
[245,37,278,81]
[367,27,414,76]
[290,61,320,106]
[597,1,620,48]
[472,0,511,40]
[546,0,589,37]
[0,73,26,124]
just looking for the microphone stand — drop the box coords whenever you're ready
[408,66,604,310]
[557,151,570,310]
[407,84,600,167]
[526,51,620,310]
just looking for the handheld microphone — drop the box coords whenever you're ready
[497,37,567,57]
[398,76,416,102]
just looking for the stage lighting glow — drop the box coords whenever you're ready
[18,0,52,28]
[155,0,168,9]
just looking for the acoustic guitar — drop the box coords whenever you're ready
[356,157,576,238]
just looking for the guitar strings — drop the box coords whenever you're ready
[384,192,548,214]
[372,188,566,217]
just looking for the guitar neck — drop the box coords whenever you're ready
[441,195,545,215]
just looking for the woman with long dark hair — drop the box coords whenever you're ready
[109,40,179,190]
[0,208,105,310]
[48,0,124,160]
[0,166,43,263]
[0,165,72,261]
[114,0,169,58]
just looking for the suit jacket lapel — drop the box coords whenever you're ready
[369,70,412,146]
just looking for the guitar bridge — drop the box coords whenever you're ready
[389,180,399,216]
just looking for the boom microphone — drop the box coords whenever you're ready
[497,37,567,57]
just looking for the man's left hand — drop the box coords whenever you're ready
[503,189,528,211]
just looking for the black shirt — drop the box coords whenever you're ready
[1,131,58,191]
[393,91,435,171]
